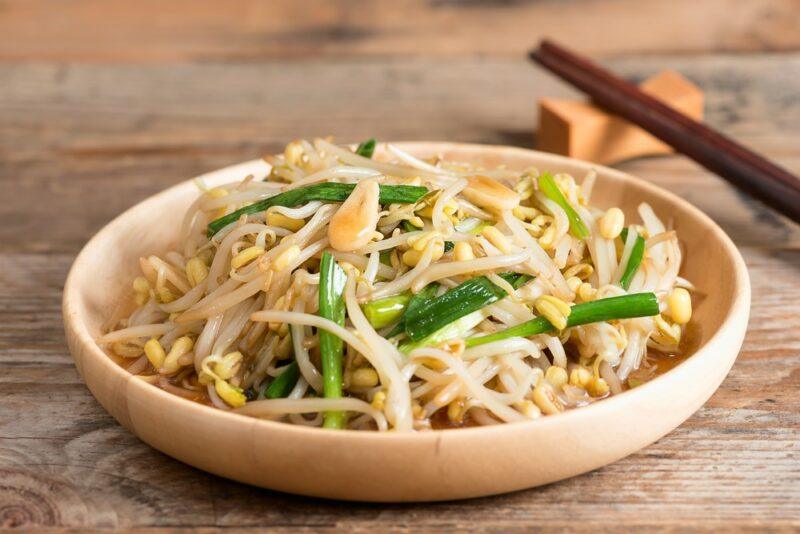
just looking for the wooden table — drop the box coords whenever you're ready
[1,1,799,530]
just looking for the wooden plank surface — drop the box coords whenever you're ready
[1,53,799,529]
[1,0,800,62]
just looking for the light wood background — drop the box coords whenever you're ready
[1,1,799,530]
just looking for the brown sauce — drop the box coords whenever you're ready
[430,321,700,430]
[429,409,480,430]
[112,321,701,430]
[627,319,699,387]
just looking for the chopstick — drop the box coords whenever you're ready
[529,39,800,223]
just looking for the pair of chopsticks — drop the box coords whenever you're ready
[529,40,800,224]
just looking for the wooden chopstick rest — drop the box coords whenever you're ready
[537,70,704,165]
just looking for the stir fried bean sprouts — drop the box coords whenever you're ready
[99,139,692,431]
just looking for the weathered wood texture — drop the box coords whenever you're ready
[1,54,799,528]
[1,0,799,61]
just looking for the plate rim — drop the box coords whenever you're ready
[63,142,752,443]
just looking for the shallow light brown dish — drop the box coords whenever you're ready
[63,143,750,502]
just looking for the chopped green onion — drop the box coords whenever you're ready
[399,310,485,354]
[498,272,534,290]
[537,172,589,239]
[362,292,412,329]
[619,227,646,290]
[401,219,420,232]
[265,361,299,399]
[405,284,440,316]
[319,252,348,429]
[392,274,532,344]
[355,138,376,158]
[404,276,507,341]
[466,292,659,348]
[444,241,455,253]
[207,183,428,236]
[386,283,439,338]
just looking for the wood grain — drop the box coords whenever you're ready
[1,52,799,527]
[2,55,799,254]
[0,0,799,62]
[1,249,798,528]
[532,40,800,222]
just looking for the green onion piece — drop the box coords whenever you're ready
[401,219,420,232]
[265,361,299,399]
[379,249,392,266]
[355,138,376,158]
[362,292,412,329]
[512,274,533,289]
[444,241,455,252]
[399,310,485,354]
[207,183,428,236]
[395,275,532,343]
[619,227,646,290]
[404,276,507,341]
[385,283,439,338]
[405,284,440,317]
[498,272,534,290]
[466,292,659,348]
[319,252,348,429]
[376,185,428,204]
[537,172,590,239]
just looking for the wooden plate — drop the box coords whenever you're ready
[63,143,750,501]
